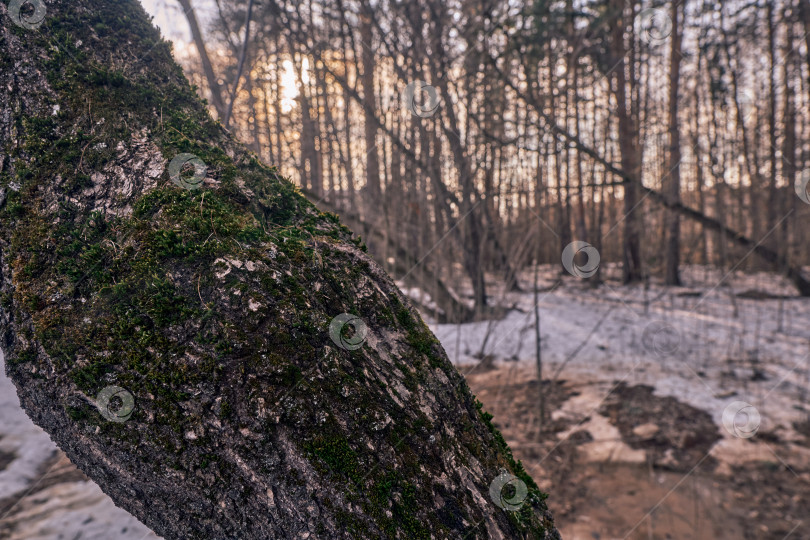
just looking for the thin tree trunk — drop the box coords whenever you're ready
[534,256,544,433]
[177,0,226,118]
[359,12,381,206]
[782,5,798,263]
[223,0,255,129]
[765,2,779,258]
[612,0,643,283]
[665,0,684,285]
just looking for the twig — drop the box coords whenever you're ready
[533,258,544,430]
[197,274,204,305]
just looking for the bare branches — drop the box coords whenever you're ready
[223,0,255,129]
[176,0,226,118]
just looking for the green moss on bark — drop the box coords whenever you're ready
[0,0,559,537]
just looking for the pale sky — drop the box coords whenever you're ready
[140,0,303,114]
[140,0,199,44]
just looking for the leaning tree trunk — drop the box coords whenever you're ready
[0,1,558,539]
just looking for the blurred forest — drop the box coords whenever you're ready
[164,0,809,320]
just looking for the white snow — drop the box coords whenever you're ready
[429,264,810,454]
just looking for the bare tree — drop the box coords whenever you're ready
[665,0,685,285]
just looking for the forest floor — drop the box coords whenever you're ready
[1,264,809,539]
[430,265,810,539]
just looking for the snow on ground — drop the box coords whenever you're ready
[428,264,810,465]
[0,351,159,540]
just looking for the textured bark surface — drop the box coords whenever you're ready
[0,1,559,538]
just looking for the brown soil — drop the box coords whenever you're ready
[464,364,810,540]
[599,382,719,472]
[0,450,15,473]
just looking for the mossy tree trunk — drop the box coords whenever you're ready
[0,1,559,538]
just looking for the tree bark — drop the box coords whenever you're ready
[781,4,798,264]
[610,0,643,283]
[665,0,684,286]
[0,1,560,539]
[801,0,810,104]
[359,10,381,206]
[765,2,779,255]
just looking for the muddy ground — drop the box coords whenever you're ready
[464,364,809,540]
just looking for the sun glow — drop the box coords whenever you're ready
[279,58,310,113]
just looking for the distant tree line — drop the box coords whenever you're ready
[174,0,810,319]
